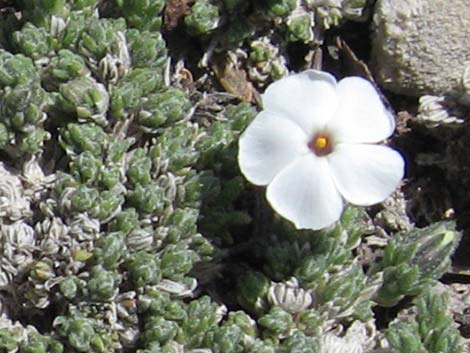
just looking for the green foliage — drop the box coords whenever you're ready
[59,122,108,157]
[0,81,49,154]
[138,88,191,133]
[286,13,313,43]
[54,77,109,125]
[249,37,289,80]
[0,50,38,87]
[221,18,256,48]
[0,329,18,352]
[20,334,63,353]
[109,207,140,235]
[18,0,96,26]
[0,50,47,155]
[259,306,295,338]
[110,68,164,119]
[44,49,90,89]
[127,148,152,186]
[205,324,245,353]
[182,296,222,348]
[60,277,80,299]
[70,151,102,184]
[150,123,200,173]
[161,245,198,279]
[93,232,126,269]
[237,271,270,315]
[0,2,461,353]
[185,0,221,35]
[141,316,179,346]
[70,184,99,212]
[127,182,166,213]
[127,29,167,68]
[87,266,119,301]
[126,252,161,287]
[116,0,165,31]
[264,0,297,17]
[374,222,460,306]
[18,0,69,27]
[93,188,126,220]
[13,23,52,60]
[279,332,320,353]
[226,311,257,338]
[77,17,127,64]
[197,103,256,171]
[164,208,199,243]
[56,317,96,352]
[386,289,462,353]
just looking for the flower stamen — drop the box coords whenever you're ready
[309,133,333,157]
[315,136,328,149]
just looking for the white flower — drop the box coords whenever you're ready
[238,70,405,230]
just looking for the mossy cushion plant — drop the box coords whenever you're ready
[0,1,463,353]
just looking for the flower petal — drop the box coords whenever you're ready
[266,154,343,230]
[262,70,338,135]
[238,111,309,185]
[328,144,405,206]
[327,77,395,143]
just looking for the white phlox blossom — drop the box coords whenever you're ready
[238,70,405,230]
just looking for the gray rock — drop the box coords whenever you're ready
[371,0,470,96]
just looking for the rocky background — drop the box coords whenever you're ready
[0,0,466,352]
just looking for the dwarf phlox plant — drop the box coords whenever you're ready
[238,70,405,229]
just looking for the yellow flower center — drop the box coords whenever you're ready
[309,133,333,157]
[315,136,328,150]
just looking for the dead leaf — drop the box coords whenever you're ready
[396,111,413,134]
[213,55,257,103]
[336,37,374,80]
[164,0,192,31]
